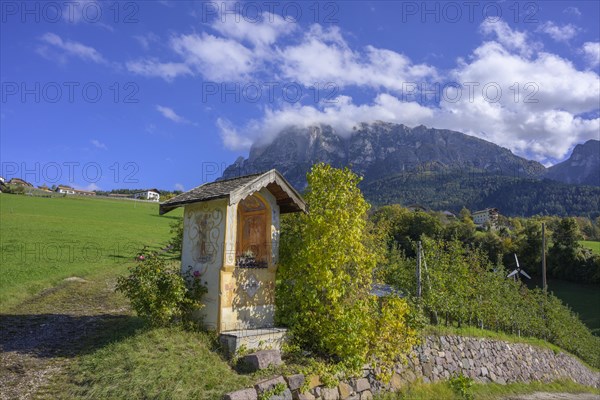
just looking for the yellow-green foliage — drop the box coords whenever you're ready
[277,164,420,376]
[370,297,421,381]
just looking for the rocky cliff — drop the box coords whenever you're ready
[546,140,600,186]
[222,123,546,190]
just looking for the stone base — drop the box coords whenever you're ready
[219,327,288,357]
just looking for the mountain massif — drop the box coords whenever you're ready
[546,140,600,187]
[221,123,600,217]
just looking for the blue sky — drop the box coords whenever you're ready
[1,1,599,192]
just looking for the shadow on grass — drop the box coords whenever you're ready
[0,313,145,358]
[150,214,181,220]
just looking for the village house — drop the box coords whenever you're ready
[133,189,161,202]
[407,204,428,212]
[7,178,33,187]
[159,170,306,333]
[472,208,500,227]
[55,185,96,196]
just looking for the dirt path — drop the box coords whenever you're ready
[0,276,134,400]
[504,394,600,400]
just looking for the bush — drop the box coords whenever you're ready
[449,373,474,400]
[370,296,423,380]
[168,218,184,256]
[116,248,206,327]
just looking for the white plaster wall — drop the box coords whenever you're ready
[181,199,226,329]
[223,202,237,267]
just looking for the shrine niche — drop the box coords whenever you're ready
[236,194,269,268]
[159,170,306,332]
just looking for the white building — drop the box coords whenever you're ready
[472,208,499,227]
[134,189,160,202]
[56,185,76,195]
[55,185,95,196]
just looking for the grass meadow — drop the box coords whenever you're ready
[581,240,600,255]
[0,194,181,311]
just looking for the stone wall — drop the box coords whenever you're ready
[224,335,600,400]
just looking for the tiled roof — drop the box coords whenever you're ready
[159,170,306,215]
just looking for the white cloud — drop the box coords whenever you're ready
[133,33,160,50]
[210,11,296,47]
[279,25,437,91]
[170,33,255,81]
[217,94,435,150]
[75,182,100,191]
[216,118,254,151]
[437,24,600,161]
[37,33,106,64]
[582,42,600,68]
[128,23,435,88]
[174,183,185,191]
[537,21,579,42]
[156,105,188,123]
[563,7,581,17]
[479,19,535,57]
[126,59,191,81]
[90,139,107,150]
[60,0,113,30]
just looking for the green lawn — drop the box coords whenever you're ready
[376,379,600,400]
[546,279,600,336]
[44,327,252,400]
[581,240,600,255]
[0,194,181,311]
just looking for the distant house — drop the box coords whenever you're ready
[74,189,96,196]
[38,185,52,192]
[55,185,96,196]
[133,189,160,202]
[407,204,428,212]
[7,178,33,187]
[472,208,499,227]
[442,210,457,219]
[56,185,76,195]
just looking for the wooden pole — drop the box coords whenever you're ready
[541,222,547,292]
[417,241,422,298]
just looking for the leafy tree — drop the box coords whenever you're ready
[277,164,377,368]
[516,220,543,276]
[372,205,442,256]
[549,218,585,280]
[277,164,419,374]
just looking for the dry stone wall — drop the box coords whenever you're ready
[224,335,600,400]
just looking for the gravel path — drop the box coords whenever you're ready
[0,277,131,399]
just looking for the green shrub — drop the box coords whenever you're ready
[116,248,206,327]
[168,218,184,256]
[449,373,474,400]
